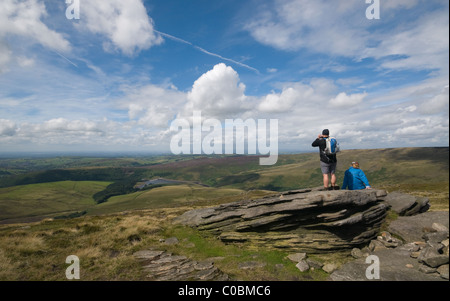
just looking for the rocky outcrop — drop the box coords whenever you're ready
[330,212,449,281]
[384,191,430,216]
[174,188,389,253]
[131,187,445,281]
[388,211,448,242]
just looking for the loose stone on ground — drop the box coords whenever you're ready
[330,211,449,281]
[133,249,228,281]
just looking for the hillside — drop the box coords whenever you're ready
[0,147,448,224]
[0,147,448,281]
[0,181,111,224]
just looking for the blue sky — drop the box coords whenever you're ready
[0,0,448,154]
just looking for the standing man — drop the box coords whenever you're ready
[312,129,339,190]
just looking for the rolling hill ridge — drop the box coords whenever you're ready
[0,147,448,224]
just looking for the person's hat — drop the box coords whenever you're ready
[322,129,329,135]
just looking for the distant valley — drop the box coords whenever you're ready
[0,147,448,224]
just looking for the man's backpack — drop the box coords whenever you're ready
[324,137,340,155]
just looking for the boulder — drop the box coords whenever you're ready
[133,249,228,281]
[384,191,430,216]
[330,210,450,281]
[287,253,307,263]
[351,247,364,258]
[423,231,449,243]
[174,189,389,253]
[369,239,387,252]
[388,211,449,243]
[306,258,324,269]
[437,264,449,280]
[295,260,310,272]
[422,255,449,268]
[330,246,446,281]
[418,244,449,268]
[322,263,339,274]
[162,237,179,245]
[432,223,449,232]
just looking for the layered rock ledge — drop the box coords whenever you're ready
[173,188,390,253]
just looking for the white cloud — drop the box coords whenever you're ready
[184,63,249,118]
[3,117,178,151]
[0,0,71,72]
[16,56,35,68]
[394,117,449,139]
[364,9,449,72]
[121,84,186,128]
[329,92,368,108]
[40,118,103,133]
[80,0,163,56]
[0,0,70,51]
[418,86,449,115]
[258,84,313,113]
[369,113,404,128]
[1,59,448,152]
[0,0,166,72]
[245,0,449,75]
[253,73,448,150]
[0,119,17,136]
[244,0,368,56]
[8,118,123,148]
[336,77,365,87]
[382,0,419,10]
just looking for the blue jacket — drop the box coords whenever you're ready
[341,167,371,190]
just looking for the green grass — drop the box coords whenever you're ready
[0,147,447,281]
[0,147,447,224]
[87,184,247,215]
[160,223,332,281]
[0,181,111,222]
[0,207,334,281]
[0,212,158,280]
[208,148,449,201]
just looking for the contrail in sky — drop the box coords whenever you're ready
[154,30,259,74]
[53,50,78,68]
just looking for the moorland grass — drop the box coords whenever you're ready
[0,208,336,281]
[0,181,111,222]
[0,147,447,280]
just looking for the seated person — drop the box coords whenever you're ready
[341,161,372,190]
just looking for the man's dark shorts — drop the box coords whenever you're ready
[320,161,337,174]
